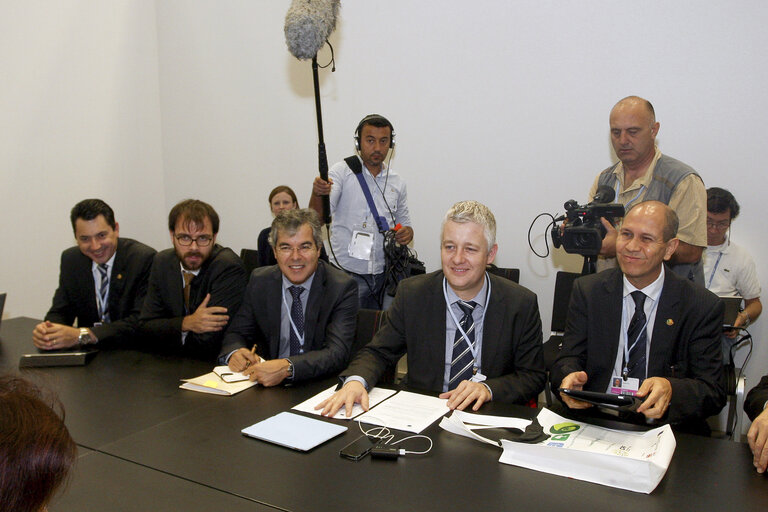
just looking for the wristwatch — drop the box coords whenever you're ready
[285,359,295,380]
[78,328,95,346]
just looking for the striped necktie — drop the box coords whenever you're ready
[449,300,477,390]
[97,263,110,322]
[626,291,647,380]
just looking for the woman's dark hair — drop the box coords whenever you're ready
[0,376,77,512]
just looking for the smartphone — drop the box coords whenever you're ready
[339,435,377,461]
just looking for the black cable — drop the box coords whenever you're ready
[528,212,557,258]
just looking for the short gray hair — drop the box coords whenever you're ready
[269,208,323,249]
[441,200,496,251]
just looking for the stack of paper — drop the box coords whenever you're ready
[180,366,257,396]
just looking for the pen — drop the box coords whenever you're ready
[245,344,257,369]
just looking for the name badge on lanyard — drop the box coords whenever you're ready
[443,274,492,383]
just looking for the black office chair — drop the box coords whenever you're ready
[487,264,520,283]
[543,271,581,407]
[240,248,259,278]
[350,309,397,384]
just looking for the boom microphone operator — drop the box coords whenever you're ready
[284,0,341,224]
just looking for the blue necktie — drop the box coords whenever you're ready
[626,291,647,380]
[449,300,477,390]
[288,286,305,356]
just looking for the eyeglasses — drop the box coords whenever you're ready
[276,243,317,256]
[706,220,730,230]
[175,234,214,247]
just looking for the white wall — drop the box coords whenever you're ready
[2,1,767,417]
[0,0,167,319]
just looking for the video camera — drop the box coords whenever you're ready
[550,186,625,256]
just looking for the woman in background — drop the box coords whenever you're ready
[257,185,327,267]
[0,375,77,512]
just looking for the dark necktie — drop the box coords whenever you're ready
[626,291,648,380]
[98,263,110,322]
[183,271,194,313]
[449,300,477,390]
[289,286,305,356]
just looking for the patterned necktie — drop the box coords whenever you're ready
[98,263,110,322]
[289,286,305,356]
[183,271,195,313]
[449,300,477,390]
[626,291,648,380]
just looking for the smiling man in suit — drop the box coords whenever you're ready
[318,200,545,417]
[552,201,726,433]
[140,199,246,360]
[219,208,358,386]
[33,199,156,349]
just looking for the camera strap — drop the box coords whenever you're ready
[344,156,390,233]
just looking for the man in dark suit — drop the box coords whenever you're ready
[140,199,246,360]
[745,375,768,473]
[318,200,545,416]
[33,199,155,349]
[220,209,358,386]
[552,201,726,431]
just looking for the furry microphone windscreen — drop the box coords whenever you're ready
[284,0,340,60]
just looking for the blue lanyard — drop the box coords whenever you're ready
[707,252,724,290]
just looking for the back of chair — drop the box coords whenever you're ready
[240,248,259,278]
[486,265,520,283]
[350,309,395,384]
[543,271,581,407]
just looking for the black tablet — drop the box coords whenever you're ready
[558,388,642,411]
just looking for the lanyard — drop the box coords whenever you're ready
[706,251,724,289]
[614,181,645,210]
[282,286,305,347]
[442,273,491,371]
[620,294,654,380]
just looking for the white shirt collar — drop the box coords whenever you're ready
[622,264,665,303]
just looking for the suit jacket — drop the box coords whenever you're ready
[139,245,247,360]
[551,267,726,425]
[745,375,768,421]
[219,260,358,381]
[45,238,156,346]
[343,271,545,404]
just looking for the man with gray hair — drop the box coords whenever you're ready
[553,201,726,434]
[318,200,545,416]
[219,209,358,386]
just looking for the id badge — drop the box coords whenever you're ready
[470,371,487,383]
[610,375,640,396]
[348,230,374,260]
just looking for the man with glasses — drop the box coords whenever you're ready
[140,199,246,359]
[704,187,761,340]
[219,209,358,385]
[33,199,155,349]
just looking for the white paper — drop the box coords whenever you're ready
[292,385,398,419]
[498,408,676,494]
[439,411,532,446]
[355,391,450,434]
[213,365,249,383]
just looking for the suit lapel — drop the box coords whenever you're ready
[109,240,127,312]
[648,271,680,375]
[480,275,503,373]
[600,270,624,377]
[267,267,283,359]
[303,263,325,351]
[425,273,448,381]
[79,254,99,319]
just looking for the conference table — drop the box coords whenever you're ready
[2,317,766,511]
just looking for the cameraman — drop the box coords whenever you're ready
[588,96,707,285]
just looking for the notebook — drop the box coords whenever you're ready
[241,411,347,451]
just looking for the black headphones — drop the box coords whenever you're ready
[354,114,395,151]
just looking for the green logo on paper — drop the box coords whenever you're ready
[550,422,580,434]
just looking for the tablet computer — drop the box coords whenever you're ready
[241,412,347,452]
[558,388,642,411]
